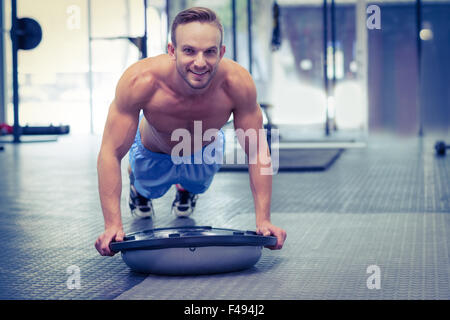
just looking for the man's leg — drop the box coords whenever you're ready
[171,184,199,218]
[128,165,155,219]
[171,129,225,218]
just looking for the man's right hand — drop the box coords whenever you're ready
[95,226,125,256]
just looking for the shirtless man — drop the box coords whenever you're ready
[95,7,287,256]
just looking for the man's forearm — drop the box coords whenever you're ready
[249,163,272,226]
[97,153,123,229]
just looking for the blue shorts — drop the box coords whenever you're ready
[128,118,225,199]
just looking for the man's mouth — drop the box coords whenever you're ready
[190,70,209,76]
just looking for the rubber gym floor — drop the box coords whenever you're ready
[0,133,449,300]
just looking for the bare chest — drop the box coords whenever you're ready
[140,88,233,154]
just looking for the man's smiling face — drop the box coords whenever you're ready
[170,22,226,90]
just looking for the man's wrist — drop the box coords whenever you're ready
[256,217,271,227]
[105,219,123,230]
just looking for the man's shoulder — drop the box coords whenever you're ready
[221,58,256,105]
[120,54,170,90]
[221,58,251,82]
[116,55,171,104]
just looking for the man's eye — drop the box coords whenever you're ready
[183,48,193,54]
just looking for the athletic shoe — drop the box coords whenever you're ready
[171,184,198,218]
[129,185,154,219]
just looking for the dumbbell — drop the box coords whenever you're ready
[434,141,449,156]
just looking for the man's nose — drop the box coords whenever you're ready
[194,53,207,68]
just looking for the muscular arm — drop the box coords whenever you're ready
[233,101,272,224]
[97,99,140,229]
[232,69,286,250]
[95,64,153,256]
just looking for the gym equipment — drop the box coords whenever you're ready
[271,1,281,51]
[110,226,277,275]
[220,147,343,172]
[247,0,253,74]
[221,106,345,172]
[15,17,42,50]
[8,0,70,143]
[87,0,148,134]
[0,123,13,135]
[89,0,148,59]
[21,124,70,135]
[434,141,449,156]
[0,124,70,140]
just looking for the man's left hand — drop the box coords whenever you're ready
[256,221,287,250]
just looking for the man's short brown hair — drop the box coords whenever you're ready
[171,7,224,47]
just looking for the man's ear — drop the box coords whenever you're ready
[168,43,176,60]
[219,45,226,59]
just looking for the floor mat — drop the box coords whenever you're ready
[115,212,450,300]
[220,148,344,172]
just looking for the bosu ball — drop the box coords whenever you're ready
[110,226,277,275]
